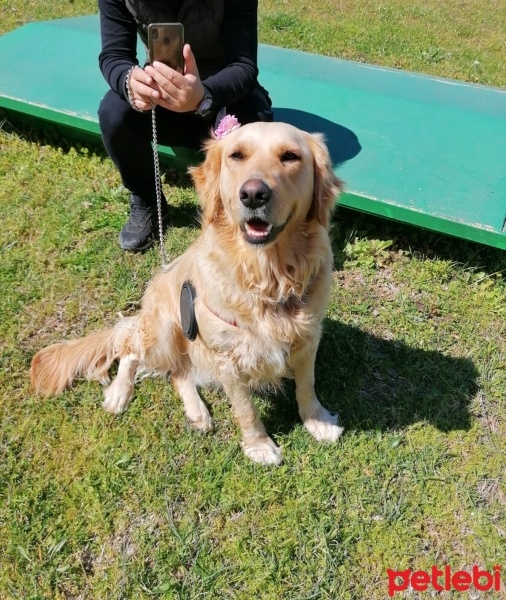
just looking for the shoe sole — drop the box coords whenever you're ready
[119,236,154,252]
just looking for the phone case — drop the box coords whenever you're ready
[148,23,184,73]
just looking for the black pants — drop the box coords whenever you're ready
[98,86,273,206]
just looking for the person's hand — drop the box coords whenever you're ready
[144,44,206,113]
[126,66,158,112]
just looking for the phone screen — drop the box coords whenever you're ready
[148,23,184,73]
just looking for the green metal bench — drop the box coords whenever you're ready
[1,15,505,249]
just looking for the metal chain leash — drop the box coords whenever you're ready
[151,102,167,267]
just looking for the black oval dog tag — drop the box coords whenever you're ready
[180,281,198,341]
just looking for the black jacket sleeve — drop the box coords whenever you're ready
[98,0,139,101]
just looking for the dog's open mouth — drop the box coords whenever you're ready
[240,215,292,245]
[242,218,273,244]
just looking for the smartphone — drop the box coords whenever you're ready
[148,23,184,73]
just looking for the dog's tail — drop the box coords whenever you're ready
[30,323,130,396]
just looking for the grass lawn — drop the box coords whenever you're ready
[1,1,505,598]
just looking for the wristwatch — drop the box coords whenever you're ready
[194,92,214,119]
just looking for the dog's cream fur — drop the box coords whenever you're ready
[30,122,344,465]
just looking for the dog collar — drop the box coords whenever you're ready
[202,302,238,328]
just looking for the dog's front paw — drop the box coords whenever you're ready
[242,437,282,466]
[102,381,134,414]
[303,407,344,443]
[186,405,213,433]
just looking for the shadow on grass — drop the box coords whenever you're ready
[165,199,200,229]
[264,318,478,437]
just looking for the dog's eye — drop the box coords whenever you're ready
[280,151,301,163]
[230,151,244,161]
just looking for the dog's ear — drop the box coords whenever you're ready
[188,137,223,226]
[305,132,343,228]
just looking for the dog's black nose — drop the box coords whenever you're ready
[239,179,272,209]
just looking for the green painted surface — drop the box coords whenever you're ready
[0,15,505,249]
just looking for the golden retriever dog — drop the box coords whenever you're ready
[30,121,344,465]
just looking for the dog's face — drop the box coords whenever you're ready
[190,122,342,245]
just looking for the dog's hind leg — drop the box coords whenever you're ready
[172,374,212,432]
[221,378,282,466]
[102,354,139,414]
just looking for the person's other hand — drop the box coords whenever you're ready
[144,44,205,113]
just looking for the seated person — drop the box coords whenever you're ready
[98,0,273,251]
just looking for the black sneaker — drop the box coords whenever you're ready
[119,200,169,251]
